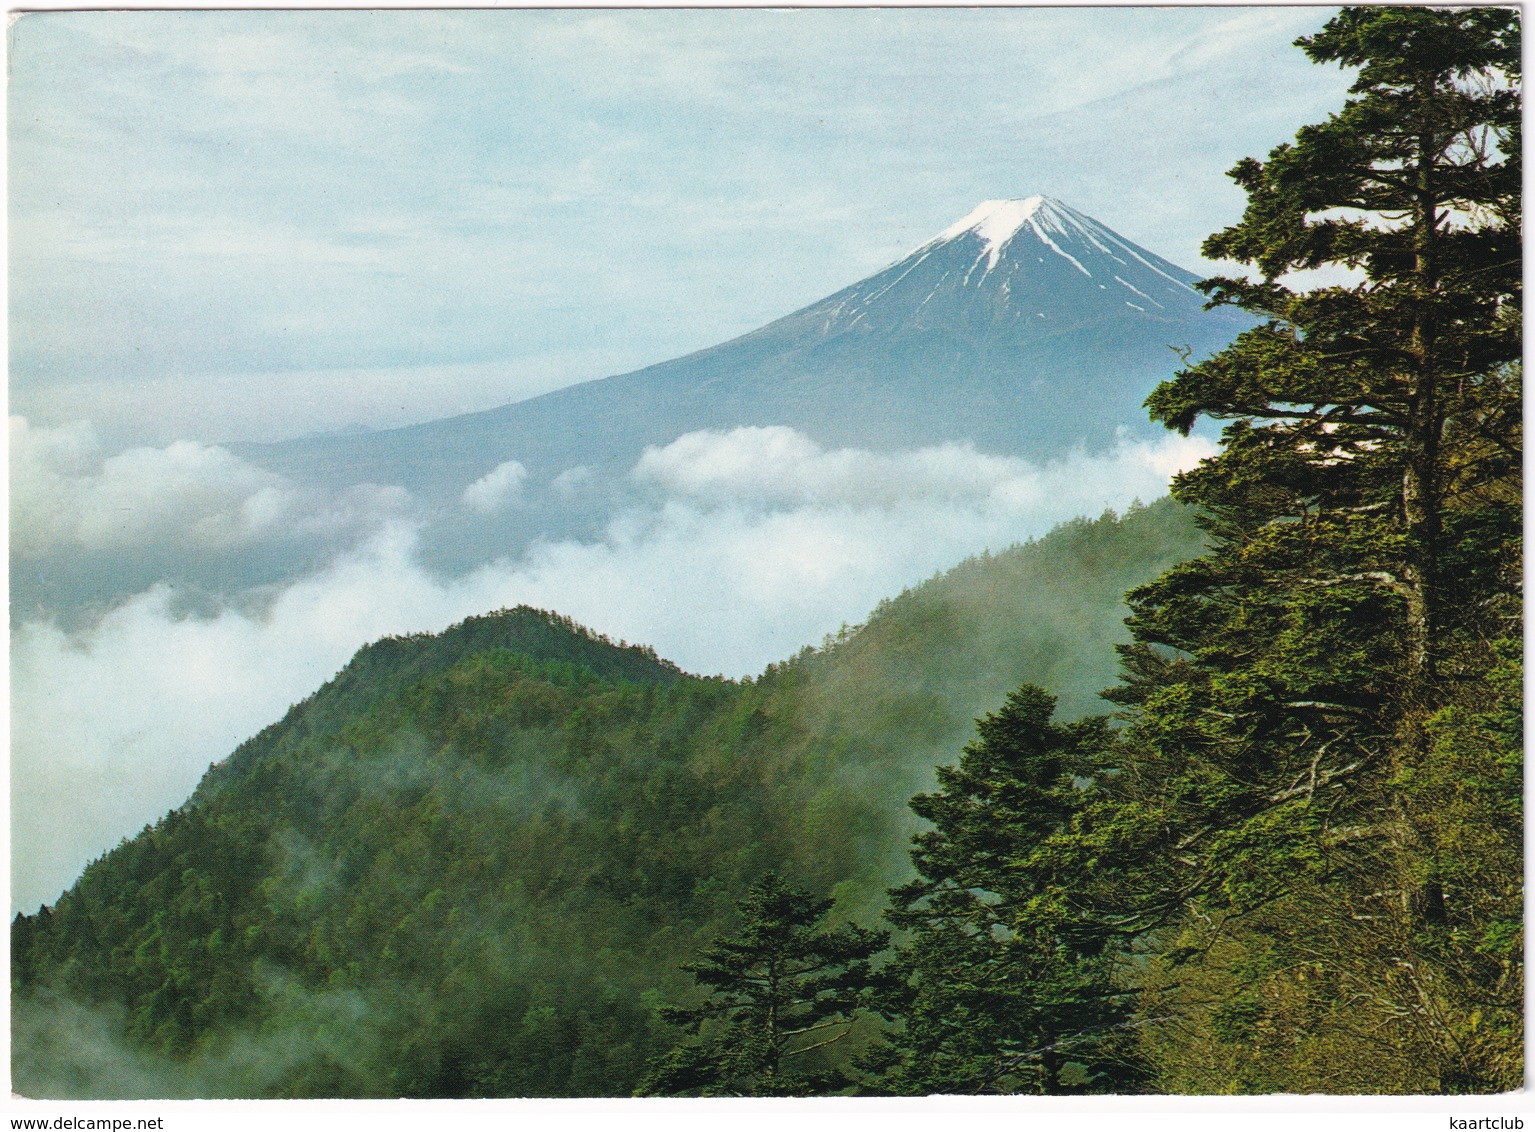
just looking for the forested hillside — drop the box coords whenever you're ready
[12,501,1205,1098]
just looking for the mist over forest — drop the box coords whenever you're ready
[11,423,1209,915]
[15,503,1206,1097]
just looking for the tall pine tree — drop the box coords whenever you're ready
[637,873,886,1097]
[1116,5,1521,1091]
[866,688,1141,1094]
[1148,4,1520,681]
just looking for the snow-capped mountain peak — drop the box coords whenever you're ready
[935,196,1050,262]
[244,195,1250,529]
[920,195,1196,287]
[814,196,1210,342]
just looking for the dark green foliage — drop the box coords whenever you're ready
[1097,7,1521,1092]
[1147,4,1520,677]
[866,688,1141,1095]
[637,874,886,1096]
[12,508,1202,1098]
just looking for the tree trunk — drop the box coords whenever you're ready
[1402,75,1444,686]
[1397,75,1449,930]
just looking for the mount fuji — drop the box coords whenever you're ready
[244,196,1245,502]
[16,198,1251,618]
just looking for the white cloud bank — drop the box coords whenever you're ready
[11,418,289,555]
[461,459,528,513]
[11,426,1214,911]
[10,416,407,557]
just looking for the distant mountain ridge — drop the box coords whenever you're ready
[240,197,1247,498]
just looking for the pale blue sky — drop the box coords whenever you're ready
[10,7,1352,443]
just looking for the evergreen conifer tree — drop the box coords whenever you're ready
[1147,4,1520,682]
[1110,5,1521,1090]
[636,873,886,1097]
[866,687,1141,1094]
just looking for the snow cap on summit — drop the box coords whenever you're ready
[937,196,1050,247]
[927,196,1071,271]
[913,196,1199,291]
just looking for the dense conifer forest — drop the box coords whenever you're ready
[11,6,1521,1097]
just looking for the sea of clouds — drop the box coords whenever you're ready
[11,418,1214,912]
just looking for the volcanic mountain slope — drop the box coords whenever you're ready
[214,197,1248,578]
[242,196,1248,498]
[13,198,1243,617]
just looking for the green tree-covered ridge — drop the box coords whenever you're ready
[13,501,1203,1098]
